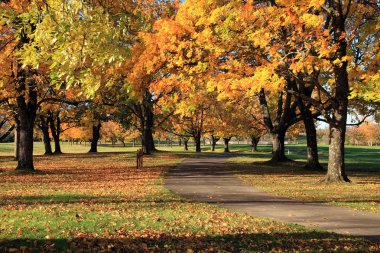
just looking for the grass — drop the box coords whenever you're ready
[0,143,378,252]
[228,144,380,214]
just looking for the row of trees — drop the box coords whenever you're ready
[346,122,380,146]
[137,0,380,182]
[0,0,379,183]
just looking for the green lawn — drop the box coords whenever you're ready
[0,142,378,252]
[0,141,141,156]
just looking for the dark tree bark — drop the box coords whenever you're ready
[184,138,189,151]
[148,129,156,151]
[194,132,201,152]
[301,104,324,171]
[89,123,101,153]
[324,65,350,182]
[296,75,324,171]
[178,137,182,146]
[48,112,62,154]
[137,95,157,155]
[39,116,53,155]
[141,123,156,154]
[322,3,351,183]
[250,136,260,152]
[223,137,231,153]
[16,75,38,171]
[14,118,20,161]
[11,18,39,171]
[326,120,349,182]
[211,135,220,151]
[259,88,297,163]
[270,131,287,161]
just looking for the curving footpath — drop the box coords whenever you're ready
[164,156,380,242]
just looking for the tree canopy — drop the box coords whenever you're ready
[0,0,379,183]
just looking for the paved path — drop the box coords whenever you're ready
[164,156,380,242]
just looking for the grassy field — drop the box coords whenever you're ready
[0,142,379,252]
[229,144,380,214]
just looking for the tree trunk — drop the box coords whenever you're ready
[147,128,156,152]
[39,116,53,156]
[302,110,324,171]
[179,138,182,146]
[325,124,350,182]
[16,76,38,171]
[142,126,155,154]
[140,102,156,155]
[250,136,260,152]
[48,112,62,154]
[295,76,325,170]
[223,137,231,153]
[194,133,201,152]
[211,135,219,151]
[270,131,289,162]
[323,13,350,183]
[14,119,20,161]
[17,115,35,170]
[259,88,295,163]
[184,138,189,151]
[324,78,350,182]
[89,123,101,153]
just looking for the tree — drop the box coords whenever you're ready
[61,125,90,144]
[101,121,126,146]
[0,1,46,170]
[0,0,135,170]
[36,114,53,155]
[181,0,379,181]
[347,122,380,146]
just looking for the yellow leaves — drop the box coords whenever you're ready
[300,13,324,28]
[332,56,353,67]
[351,70,380,102]
[248,30,270,49]
[307,0,325,9]
[246,67,285,93]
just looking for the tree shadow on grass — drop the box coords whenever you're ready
[0,231,378,253]
[2,194,379,208]
[0,195,184,207]
[231,159,380,177]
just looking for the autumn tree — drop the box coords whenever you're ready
[169,82,212,153]
[101,121,131,146]
[61,126,89,144]
[346,122,380,146]
[170,0,379,181]
[0,0,141,170]
[0,0,49,170]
